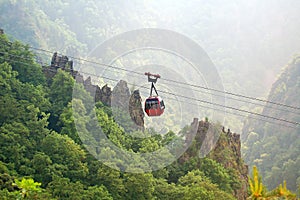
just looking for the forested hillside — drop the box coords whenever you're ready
[242,55,300,192]
[0,30,244,199]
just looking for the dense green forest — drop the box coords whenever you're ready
[0,30,240,199]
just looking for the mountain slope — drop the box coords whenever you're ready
[242,55,300,191]
[0,31,240,199]
[0,1,87,55]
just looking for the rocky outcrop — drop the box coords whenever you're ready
[111,80,144,131]
[182,119,249,200]
[43,52,79,83]
[211,125,248,200]
[111,80,130,109]
[43,53,108,104]
[43,53,144,129]
[79,76,112,106]
[50,52,73,71]
[129,90,144,129]
[0,29,4,35]
[99,84,112,106]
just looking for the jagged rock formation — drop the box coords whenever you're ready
[99,84,112,106]
[51,52,73,70]
[83,76,98,98]
[111,80,144,131]
[182,119,249,200]
[111,80,130,109]
[43,53,144,129]
[43,53,111,105]
[129,90,144,129]
[43,52,80,84]
[82,77,111,106]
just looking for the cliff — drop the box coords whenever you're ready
[129,90,145,129]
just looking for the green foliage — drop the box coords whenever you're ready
[0,62,50,126]
[178,170,236,200]
[95,107,126,148]
[249,166,266,199]
[123,173,155,200]
[153,178,183,200]
[0,177,53,200]
[31,152,53,186]
[95,105,173,156]
[111,106,138,133]
[83,185,113,200]
[47,176,112,200]
[248,166,297,199]
[200,158,233,193]
[0,122,29,168]
[275,180,296,198]
[59,97,91,145]
[49,69,75,118]
[14,177,42,198]
[0,61,50,172]
[95,164,125,200]
[41,132,88,182]
[0,172,16,192]
[0,189,20,200]
[59,101,79,143]
[0,34,46,86]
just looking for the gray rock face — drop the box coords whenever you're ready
[129,90,145,130]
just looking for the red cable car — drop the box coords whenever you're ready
[145,96,165,116]
[144,72,165,117]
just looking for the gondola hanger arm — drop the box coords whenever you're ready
[145,72,161,83]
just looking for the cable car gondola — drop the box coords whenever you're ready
[144,72,165,117]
